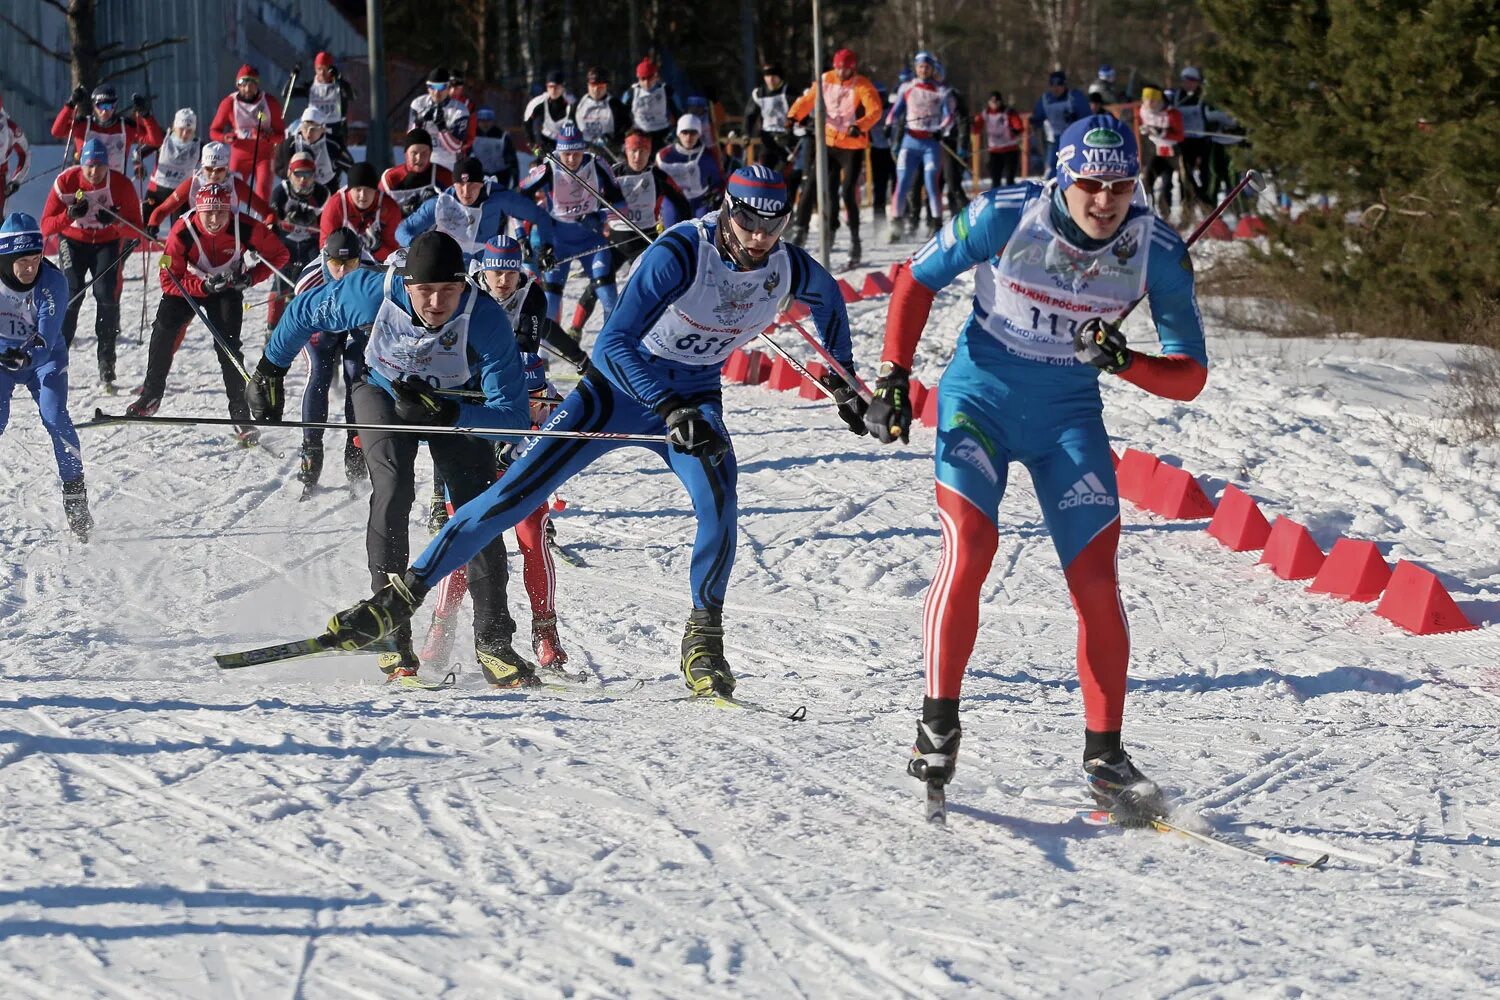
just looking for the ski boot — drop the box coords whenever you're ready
[680,608,735,698]
[1084,744,1168,822]
[531,614,568,670]
[233,424,261,448]
[907,696,960,786]
[296,442,324,486]
[96,306,119,395]
[426,489,449,534]
[327,571,426,650]
[477,639,539,688]
[62,477,93,543]
[788,224,808,248]
[125,391,161,418]
[344,436,368,482]
[846,228,862,270]
[886,217,906,244]
[376,627,421,682]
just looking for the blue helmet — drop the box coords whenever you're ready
[0,212,43,257]
[80,138,110,166]
[553,120,587,153]
[1098,64,1116,82]
[1054,114,1139,189]
[898,69,913,84]
[725,164,789,218]
[473,235,524,273]
[913,51,936,68]
[476,106,496,121]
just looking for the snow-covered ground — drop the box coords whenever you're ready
[2,221,1498,999]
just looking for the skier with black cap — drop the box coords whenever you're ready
[380,129,455,218]
[245,230,532,685]
[320,162,402,262]
[408,68,474,171]
[395,155,555,255]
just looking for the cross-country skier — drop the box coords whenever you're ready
[273,107,354,190]
[566,128,691,338]
[624,59,678,151]
[0,212,93,540]
[40,137,143,391]
[0,95,33,216]
[655,114,723,219]
[290,51,356,147]
[743,63,792,172]
[886,52,956,242]
[865,115,1209,818]
[320,162,402,263]
[524,71,575,155]
[420,235,592,670]
[380,129,454,218]
[785,48,882,266]
[146,142,273,236]
[126,182,291,443]
[396,155,555,255]
[244,230,532,684]
[570,67,628,156]
[518,121,626,323]
[308,165,868,696]
[408,68,475,171]
[1030,72,1090,180]
[209,65,286,201]
[268,151,332,327]
[471,109,520,189]
[141,110,201,219]
[52,84,164,175]
[288,227,369,489]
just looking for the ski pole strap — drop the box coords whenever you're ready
[80,408,668,444]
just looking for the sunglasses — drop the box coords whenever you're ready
[291,169,315,178]
[1066,171,1137,195]
[427,82,448,91]
[94,101,116,111]
[728,203,790,238]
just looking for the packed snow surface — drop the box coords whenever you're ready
[1,218,1497,998]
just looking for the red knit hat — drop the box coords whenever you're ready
[832,49,857,70]
[314,51,334,68]
[636,58,656,79]
[237,64,259,82]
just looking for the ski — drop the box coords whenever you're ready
[1080,809,1330,869]
[390,669,456,691]
[667,693,807,720]
[925,780,947,825]
[215,634,334,669]
[548,539,587,568]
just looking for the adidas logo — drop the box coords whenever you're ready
[1058,472,1116,510]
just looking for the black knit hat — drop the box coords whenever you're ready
[323,227,361,262]
[402,231,466,283]
[454,156,485,183]
[346,162,379,190]
[404,127,433,148]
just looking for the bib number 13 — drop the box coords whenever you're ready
[1029,306,1078,340]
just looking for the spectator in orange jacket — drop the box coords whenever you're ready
[785,48,882,265]
[209,65,286,203]
[40,138,144,390]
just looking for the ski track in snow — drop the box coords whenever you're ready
[0,228,1497,998]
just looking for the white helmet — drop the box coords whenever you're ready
[173,108,197,131]
[201,141,231,170]
[300,106,326,126]
[676,113,704,135]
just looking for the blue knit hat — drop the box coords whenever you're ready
[80,138,110,166]
[473,235,524,273]
[725,164,788,217]
[1055,114,1139,189]
[0,212,43,256]
[553,121,587,153]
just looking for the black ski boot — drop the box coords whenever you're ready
[344,435,367,482]
[376,625,420,680]
[477,639,539,688]
[426,489,449,534]
[1084,739,1168,822]
[96,303,120,393]
[62,477,93,542]
[846,225,862,270]
[296,442,324,486]
[907,696,960,785]
[680,608,735,697]
[327,571,427,650]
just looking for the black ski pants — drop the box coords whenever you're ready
[142,290,250,421]
[58,236,128,378]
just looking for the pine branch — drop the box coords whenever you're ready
[98,55,174,84]
[101,36,187,63]
[0,13,70,63]
[37,0,69,14]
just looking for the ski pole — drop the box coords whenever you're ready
[546,151,850,406]
[247,249,296,288]
[246,112,265,203]
[79,407,668,444]
[112,215,254,383]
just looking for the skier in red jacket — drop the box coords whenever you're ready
[209,65,286,203]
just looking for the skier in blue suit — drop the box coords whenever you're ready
[314,166,870,695]
[0,212,93,540]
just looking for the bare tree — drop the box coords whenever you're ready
[0,0,184,88]
[1025,0,1090,71]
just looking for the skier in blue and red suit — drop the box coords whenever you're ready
[866,115,1210,817]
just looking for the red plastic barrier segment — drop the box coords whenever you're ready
[1375,560,1477,634]
[1145,464,1216,519]
[1115,449,1160,506]
[1257,517,1325,581]
[1207,484,1272,552]
[837,278,862,303]
[1307,538,1392,602]
[861,271,895,297]
[799,361,828,400]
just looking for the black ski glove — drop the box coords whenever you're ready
[95,206,117,224]
[131,93,149,116]
[391,377,459,425]
[846,123,863,139]
[66,200,89,220]
[656,396,729,460]
[326,571,428,649]
[68,86,89,109]
[201,272,231,294]
[818,369,868,436]
[863,362,912,443]
[244,357,289,422]
[1073,317,1133,374]
[0,345,32,373]
[4,180,19,197]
